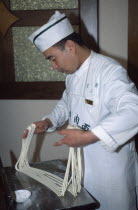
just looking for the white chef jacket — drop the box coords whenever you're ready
[44,51,138,210]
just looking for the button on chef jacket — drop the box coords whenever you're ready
[44,51,138,210]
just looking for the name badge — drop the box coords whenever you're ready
[85,99,93,105]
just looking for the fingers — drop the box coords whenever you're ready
[22,129,29,139]
[53,140,64,146]
[34,121,49,133]
[22,120,48,140]
[54,129,69,146]
[53,130,67,146]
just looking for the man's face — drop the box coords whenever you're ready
[43,42,78,74]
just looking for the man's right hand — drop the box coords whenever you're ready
[22,118,53,139]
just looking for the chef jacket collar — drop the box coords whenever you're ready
[74,51,93,79]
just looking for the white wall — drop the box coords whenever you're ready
[0,0,128,166]
[99,0,128,68]
[0,100,68,166]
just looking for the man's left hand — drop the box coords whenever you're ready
[54,129,99,147]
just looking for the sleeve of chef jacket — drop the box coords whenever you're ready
[91,66,138,152]
[42,89,69,132]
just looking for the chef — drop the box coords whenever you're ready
[23,11,138,210]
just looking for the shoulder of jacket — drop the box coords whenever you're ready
[92,53,126,80]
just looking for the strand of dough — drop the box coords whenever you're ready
[15,124,83,197]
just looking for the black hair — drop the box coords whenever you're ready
[53,32,86,50]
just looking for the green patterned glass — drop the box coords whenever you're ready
[10,0,78,10]
[11,0,79,82]
[13,27,67,82]
[13,25,78,82]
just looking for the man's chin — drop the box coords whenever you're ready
[58,70,65,73]
[58,69,72,74]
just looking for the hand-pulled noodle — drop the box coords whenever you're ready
[15,124,83,197]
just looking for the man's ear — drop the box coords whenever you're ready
[65,40,76,54]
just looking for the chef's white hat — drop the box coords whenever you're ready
[29,11,74,52]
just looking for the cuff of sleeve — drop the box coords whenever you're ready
[42,115,57,132]
[91,125,118,152]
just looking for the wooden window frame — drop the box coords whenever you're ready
[0,0,99,99]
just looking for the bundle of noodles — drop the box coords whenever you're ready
[15,124,83,197]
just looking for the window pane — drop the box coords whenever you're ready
[10,0,78,10]
[13,25,78,82]
[13,27,66,82]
